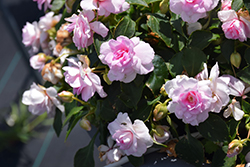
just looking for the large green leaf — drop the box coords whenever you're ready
[146,55,168,95]
[237,65,250,85]
[227,119,240,139]
[197,114,230,143]
[53,108,63,137]
[147,14,173,47]
[74,132,97,167]
[175,131,204,167]
[126,0,149,7]
[221,40,235,64]
[232,0,244,11]
[167,52,184,77]
[211,146,236,167]
[189,31,220,50]
[51,0,65,11]
[130,99,152,121]
[244,0,250,12]
[181,47,207,77]
[95,100,117,121]
[114,16,136,38]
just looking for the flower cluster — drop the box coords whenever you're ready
[21,0,250,166]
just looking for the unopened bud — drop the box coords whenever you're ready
[230,52,241,69]
[153,125,170,143]
[58,91,74,102]
[153,103,168,121]
[79,118,91,131]
[159,0,169,14]
[227,139,244,157]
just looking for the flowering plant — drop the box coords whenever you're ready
[21,0,250,166]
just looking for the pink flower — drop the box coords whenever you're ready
[223,99,244,121]
[108,112,153,157]
[196,63,230,113]
[39,12,61,32]
[22,83,64,117]
[65,10,108,50]
[221,0,232,10]
[99,36,155,83]
[62,56,107,101]
[33,0,52,11]
[169,0,219,23]
[80,0,130,17]
[218,10,250,42]
[30,53,46,71]
[165,76,214,126]
[22,21,41,55]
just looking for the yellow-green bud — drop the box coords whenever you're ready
[79,118,91,131]
[58,91,74,103]
[227,139,244,158]
[160,84,168,97]
[153,103,168,121]
[159,0,169,14]
[230,52,241,69]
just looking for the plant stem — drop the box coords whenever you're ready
[72,96,94,107]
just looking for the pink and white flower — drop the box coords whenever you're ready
[165,76,214,126]
[80,0,130,17]
[22,83,64,116]
[169,0,219,23]
[65,10,108,50]
[108,112,153,157]
[223,99,244,121]
[63,56,107,101]
[30,53,47,71]
[99,36,155,83]
[39,12,61,32]
[22,21,41,55]
[33,0,52,11]
[221,0,232,11]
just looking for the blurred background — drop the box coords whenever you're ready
[0,0,105,166]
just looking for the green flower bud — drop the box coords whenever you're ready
[79,118,91,131]
[159,0,169,14]
[58,91,74,103]
[153,103,168,121]
[227,139,244,158]
[230,52,241,69]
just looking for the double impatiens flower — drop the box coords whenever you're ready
[165,62,247,126]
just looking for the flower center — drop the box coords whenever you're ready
[113,48,129,60]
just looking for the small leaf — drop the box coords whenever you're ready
[126,0,149,7]
[196,114,230,143]
[114,16,136,38]
[51,0,65,11]
[238,65,250,85]
[128,155,144,167]
[182,47,207,77]
[63,106,84,126]
[228,119,240,139]
[53,109,63,137]
[232,0,244,11]
[242,99,250,114]
[74,132,98,167]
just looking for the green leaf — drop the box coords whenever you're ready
[93,33,111,55]
[167,52,184,77]
[130,99,151,121]
[211,146,236,167]
[244,48,250,64]
[144,0,161,3]
[74,132,98,167]
[114,16,136,38]
[175,131,204,167]
[146,55,168,95]
[63,106,84,127]
[197,114,230,143]
[147,15,173,47]
[128,155,144,167]
[242,99,250,114]
[189,31,219,50]
[232,0,244,11]
[126,0,149,7]
[204,140,219,154]
[96,100,117,121]
[182,47,207,77]
[51,0,65,11]
[119,77,144,108]
[227,119,240,139]
[221,40,234,63]
[53,109,63,137]
[238,65,250,85]
[244,0,250,12]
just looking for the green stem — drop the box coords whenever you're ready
[241,42,250,48]
[72,96,94,107]
[26,113,47,132]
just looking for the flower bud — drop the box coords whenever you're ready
[153,103,168,121]
[58,91,74,103]
[159,0,169,14]
[79,118,91,131]
[160,84,168,97]
[153,125,170,143]
[227,139,243,157]
[230,52,241,69]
